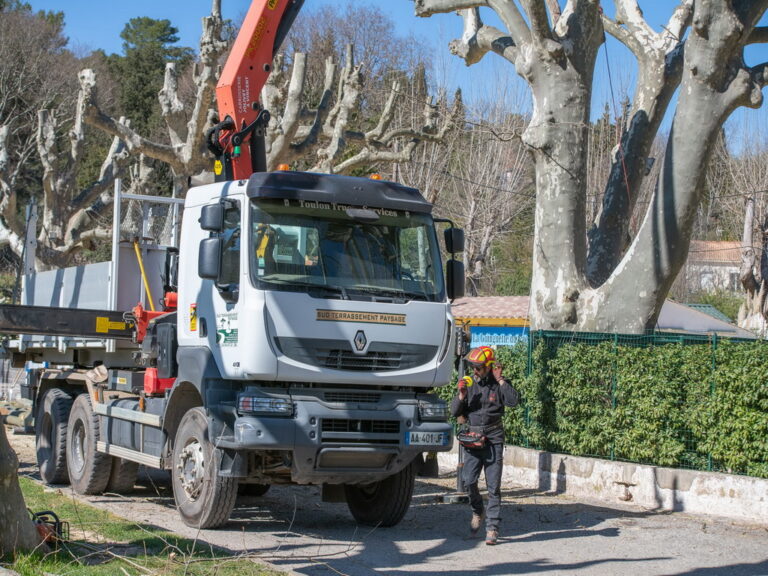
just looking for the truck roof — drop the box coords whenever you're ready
[246,171,434,214]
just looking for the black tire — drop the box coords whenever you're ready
[344,461,416,527]
[171,408,237,529]
[66,393,112,495]
[106,457,140,494]
[238,482,270,497]
[416,452,440,478]
[36,388,74,485]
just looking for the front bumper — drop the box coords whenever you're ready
[214,388,453,484]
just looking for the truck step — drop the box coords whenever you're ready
[96,441,163,469]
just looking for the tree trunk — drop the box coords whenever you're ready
[0,424,41,557]
[738,194,768,335]
[594,1,765,332]
[527,73,592,329]
[416,1,768,334]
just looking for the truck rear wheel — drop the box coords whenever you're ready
[171,408,237,529]
[344,461,416,527]
[106,457,139,494]
[36,388,73,484]
[66,394,112,495]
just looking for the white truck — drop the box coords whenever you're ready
[3,170,464,528]
[1,0,464,529]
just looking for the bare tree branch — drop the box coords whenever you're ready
[366,78,403,142]
[78,69,180,168]
[0,124,21,240]
[587,1,692,286]
[450,11,518,65]
[416,0,530,48]
[740,194,760,293]
[521,0,553,42]
[265,53,308,166]
[78,0,230,187]
[751,62,768,87]
[283,57,337,165]
[601,16,638,54]
[748,26,768,44]
[544,0,562,27]
[414,0,489,15]
[488,0,531,43]
[666,0,694,42]
[159,63,186,147]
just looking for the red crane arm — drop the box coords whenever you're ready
[210,0,304,181]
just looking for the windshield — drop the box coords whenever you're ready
[249,199,445,302]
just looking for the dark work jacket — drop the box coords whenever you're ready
[451,373,519,444]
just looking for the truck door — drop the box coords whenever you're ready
[210,200,244,378]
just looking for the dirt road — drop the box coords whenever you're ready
[7,427,768,576]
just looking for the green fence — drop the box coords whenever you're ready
[440,331,768,479]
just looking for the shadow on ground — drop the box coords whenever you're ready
[13,435,768,576]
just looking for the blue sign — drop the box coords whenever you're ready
[470,326,529,347]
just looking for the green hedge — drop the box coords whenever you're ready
[439,334,768,478]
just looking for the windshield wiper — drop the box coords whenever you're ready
[400,290,431,301]
[260,278,349,299]
[346,285,410,302]
[353,283,435,299]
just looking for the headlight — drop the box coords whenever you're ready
[418,399,448,421]
[238,395,293,416]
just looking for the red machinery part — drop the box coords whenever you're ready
[144,367,176,395]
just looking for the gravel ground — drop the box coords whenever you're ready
[7,426,768,576]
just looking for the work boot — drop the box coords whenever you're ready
[485,529,498,545]
[470,511,484,535]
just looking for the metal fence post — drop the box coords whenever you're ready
[442,325,470,504]
[610,333,618,461]
[708,333,718,472]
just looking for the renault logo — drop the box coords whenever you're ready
[353,330,367,351]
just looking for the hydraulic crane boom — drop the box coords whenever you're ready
[208,0,304,181]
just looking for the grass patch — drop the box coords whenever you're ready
[3,477,283,575]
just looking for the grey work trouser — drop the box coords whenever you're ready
[462,441,504,531]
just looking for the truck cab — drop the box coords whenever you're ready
[5,0,467,529]
[7,171,462,529]
[166,170,462,526]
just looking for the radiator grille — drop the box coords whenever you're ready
[324,391,382,403]
[324,350,399,371]
[275,337,436,372]
[321,419,400,434]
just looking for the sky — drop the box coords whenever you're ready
[20,1,768,132]
[26,0,437,56]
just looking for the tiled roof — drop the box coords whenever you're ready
[451,296,530,320]
[450,296,755,338]
[687,240,742,265]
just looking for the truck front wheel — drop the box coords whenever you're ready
[66,394,112,495]
[171,408,237,529]
[344,461,416,527]
[36,388,74,484]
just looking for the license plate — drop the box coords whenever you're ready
[406,431,450,446]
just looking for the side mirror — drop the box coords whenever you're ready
[200,204,224,232]
[446,259,465,300]
[164,248,179,292]
[444,228,464,254]
[198,237,222,280]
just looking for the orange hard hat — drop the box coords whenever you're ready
[466,346,495,368]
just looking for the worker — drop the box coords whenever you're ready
[451,345,519,545]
